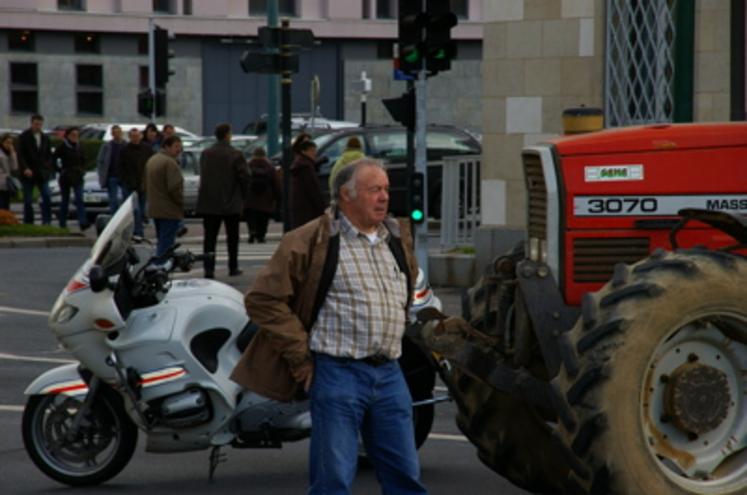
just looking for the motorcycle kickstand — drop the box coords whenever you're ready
[208,445,228,483]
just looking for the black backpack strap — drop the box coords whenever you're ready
[309,233,340,330]
[387,235,413,308]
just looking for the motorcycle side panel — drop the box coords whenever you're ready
[24,363,88,397]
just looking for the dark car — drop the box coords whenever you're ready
[312,125,482,218]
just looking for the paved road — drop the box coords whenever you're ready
[0,234,530,494]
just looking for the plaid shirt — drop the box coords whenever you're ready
[309,214,409,359]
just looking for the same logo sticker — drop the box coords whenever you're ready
[585,165,644,182]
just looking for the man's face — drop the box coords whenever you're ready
[129,129,142,144]
[112,127,122,141]
[163,126,175,138]
[303,145,317,160]
[342,165,389,230]
[163,140,182,158]
[30,118,43,133]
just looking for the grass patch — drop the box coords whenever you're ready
[448,246,476,255]
[0,224,72,237]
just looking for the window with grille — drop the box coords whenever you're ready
[9,62,38,113]
[76,64,103,115]
[605,0,677,127]
[153,0,176,14]
[376,0,397,19]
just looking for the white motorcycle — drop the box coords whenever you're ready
[22,194,444,486]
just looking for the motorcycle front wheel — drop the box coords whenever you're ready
[22,390,138,486]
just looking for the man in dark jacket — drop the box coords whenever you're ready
[289,140,325,229]
[196,123,250,278]
[17,114,52,224]
[120,128,153,237]
[244,146,280,243]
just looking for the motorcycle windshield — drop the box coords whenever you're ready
[90,193,136,271]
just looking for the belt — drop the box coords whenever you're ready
[324,353,392,367]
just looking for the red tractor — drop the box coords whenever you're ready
[418,123,747,494]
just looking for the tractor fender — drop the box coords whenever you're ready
[24,363,89,397]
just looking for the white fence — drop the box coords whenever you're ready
[440,154,481,249]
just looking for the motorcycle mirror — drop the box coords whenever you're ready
[89,265,108,293]
[95,215,111,237]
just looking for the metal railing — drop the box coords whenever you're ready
[440,154,481,249]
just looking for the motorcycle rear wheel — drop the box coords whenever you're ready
[22,390,138,486]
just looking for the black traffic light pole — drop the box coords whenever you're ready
[280,18,293,233]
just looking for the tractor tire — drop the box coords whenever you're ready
[556,250,747,494]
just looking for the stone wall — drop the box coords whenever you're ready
[694,1,731,121]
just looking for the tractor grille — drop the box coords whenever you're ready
[573,237,650,283]
[523,152,547,241]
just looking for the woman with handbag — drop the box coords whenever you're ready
[0,133,19,211]
[53,127,89,230]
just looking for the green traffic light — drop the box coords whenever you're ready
[411,209,424,223]
[434,48,446,59]
[403,47,421,63]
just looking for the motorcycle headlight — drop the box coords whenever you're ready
[52,304,78,324]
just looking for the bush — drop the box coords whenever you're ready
[0,209,20,226]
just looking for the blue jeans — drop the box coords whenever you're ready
[22,179,51,225]
[154,218,180,261]
[59,183,87,228]
[121,186,146,237]
[106,176,122,214]
[309,353,428,495]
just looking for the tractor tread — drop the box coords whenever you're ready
[577,318,629,354]
[600,283,663,308]
[581,293,597,330]
[610,263,629,287]
[566,366,605,406]
[571,413,607,457]
[632,259,698,276]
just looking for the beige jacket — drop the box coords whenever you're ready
[0,149,18,191]
[230,210,417,401]
[145,151,184,219]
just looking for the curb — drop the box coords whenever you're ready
[0,236,95,249]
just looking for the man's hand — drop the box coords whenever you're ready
[291,360,314,392]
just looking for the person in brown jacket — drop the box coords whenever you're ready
[244,146,280,244]
[196,123,250,278]
[231,159,426,494]
[145,135,184,261]
[289,140,325,229]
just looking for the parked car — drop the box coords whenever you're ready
[312,125,482,218]
[79,123,200,146]
[189,134,259,151]
[243,113,358,135]
[49,151,201,222]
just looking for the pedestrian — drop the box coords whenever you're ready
[162,123,176,140]
[52,127,89,230]
[143,122,161,152]
[17,114,53,225]
[289,140,325,229]
[119,128,153,237]
[328,136,365,191]
[161,123,188,237]
[291,131,312,157]
[145,135,184,261]
[96,124,126,214]
[231,158,427,495]
[196,123,250,278]
[244,146,280,244]
[0,133,19,211]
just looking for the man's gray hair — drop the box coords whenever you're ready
[332,158,387,201]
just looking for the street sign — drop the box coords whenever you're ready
[240,51,299,74]
[258,26,315,48]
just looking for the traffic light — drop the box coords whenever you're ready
[382,88,415,130]
[137,88,166,117]
[398,1,425,75]
[154,26,174,88]
[410,172,426,224]
[425,0,457,74]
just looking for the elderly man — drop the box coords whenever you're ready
[231,159,428,494]
[145,135,183,261]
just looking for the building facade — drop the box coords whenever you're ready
[1,0,484,135]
